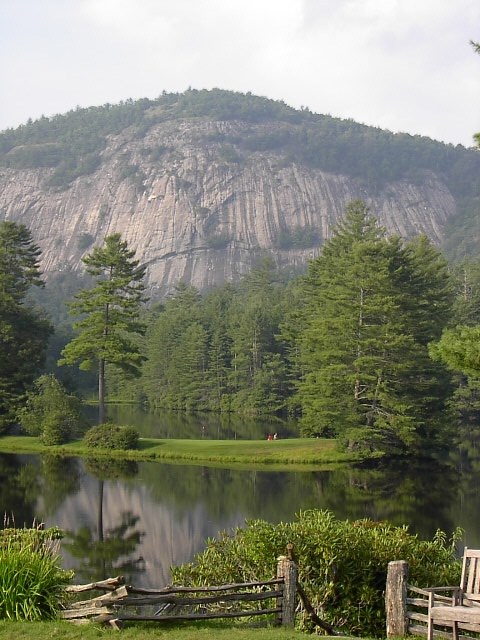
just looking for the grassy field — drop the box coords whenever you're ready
[0,435,357,469]
[0,619,320,640]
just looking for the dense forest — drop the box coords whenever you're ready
[12,200,476,458]
[0,202,479,457]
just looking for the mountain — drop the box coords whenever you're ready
[0,89,478,298]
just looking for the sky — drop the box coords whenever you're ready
[1,0,479,147]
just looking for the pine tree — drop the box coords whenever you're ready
[142,285,203,409]
[435,258,480,424]
[59,234,147,422]
[288,200,453,454]
[0,222,52,431]
[227,260,288,413]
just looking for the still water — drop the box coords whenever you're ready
[1,407,479,587]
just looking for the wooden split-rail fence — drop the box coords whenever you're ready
[62,550,302,630]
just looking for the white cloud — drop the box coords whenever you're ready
[0,0,478,145]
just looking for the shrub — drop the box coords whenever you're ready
[42,411,77,446]
[171,510,462,637]
[84,422,139,450]
[0,524,73,620]
[17,374,84,443]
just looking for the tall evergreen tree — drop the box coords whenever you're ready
[286,200,453,454]
[435,258,480,424]
[59,234,147,423]
[142,284,204,409]
[451,258,480,326]
[0,222,52,431]
[201,285,234,410]
[227,259,289,413]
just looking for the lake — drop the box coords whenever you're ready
[1,406,479,587]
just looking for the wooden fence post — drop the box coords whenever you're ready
[277,544,297,627]
[386,560,409,638]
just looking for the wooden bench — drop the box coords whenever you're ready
[427,548,480,640]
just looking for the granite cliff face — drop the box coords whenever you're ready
[0,117,458,297]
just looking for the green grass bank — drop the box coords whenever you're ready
[0,435,357,469]
[0,620,319,640]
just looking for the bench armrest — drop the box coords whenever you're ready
[427,587,463,607]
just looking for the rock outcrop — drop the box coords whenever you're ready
[0,118,457,298]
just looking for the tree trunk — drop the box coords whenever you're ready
[97,479,106,579]
[99,357,106,424]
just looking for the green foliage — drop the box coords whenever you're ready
[275,224,321,250]
[449,375,480,424]
[0,222,53,431]
[138,216,456,454]
[0,99,155,186]
[172,510,462,637]
[41,411,78,446]
[430,326,480,378]
[451,258,480,326]
[0,221,44,300]
[142,263,291,415]
[84,422,139,450]
[0,524,72,620]
[59,233,148,422]
[205,231,233,249]
[282,201,454,453]
[17,374,84,443]
[0,524,64,548]
[429,257,480,425]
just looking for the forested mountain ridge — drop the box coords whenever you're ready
[0,89,478,297]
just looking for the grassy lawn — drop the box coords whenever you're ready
[0,619,319,639]
[0,435,357,469]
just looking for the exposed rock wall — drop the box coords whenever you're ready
[0,119,457,298]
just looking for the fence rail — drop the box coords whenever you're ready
[61,552,297,629]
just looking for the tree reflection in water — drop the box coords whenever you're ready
[63,458,145,583]
[5,440,480,587]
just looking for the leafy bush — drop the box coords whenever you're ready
[42,411,78,446]
[17,374,84,443]
[0,524,73,620]
[84,422,139,450]
[171,510,462,637]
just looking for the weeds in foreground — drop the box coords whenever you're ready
[0,520,73,621]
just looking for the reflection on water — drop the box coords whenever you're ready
[2,442,480,588]
[82,404,299,440]
[3,409,480,586]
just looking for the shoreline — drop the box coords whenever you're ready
[0,435,361,471]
